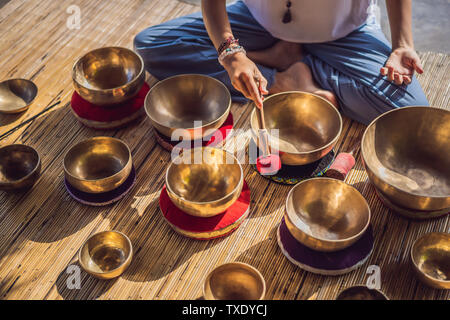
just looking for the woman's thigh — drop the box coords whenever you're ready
[303,24,429,125]
[134,0,276,102]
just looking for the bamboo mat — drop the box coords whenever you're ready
[0,0,448,300]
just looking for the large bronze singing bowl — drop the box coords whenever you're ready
[411,232,450,289]
[145,74,231,140]
[362,107,450,211]
[250,91,342,165]
[79,230,133,280]
[0,79,38,114]
[72,47,145,106]
[64,137,132,193]
[285,178,371,252]
[203,262,266,300]
[0,144,41,192]
[166,147,243,217]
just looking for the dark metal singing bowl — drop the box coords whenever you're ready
[0,79,38,114]
[64,137,132,194]
[285,178,371,252]
[166,147,243,217]
[203,262,266,300]
[336,286,389,300]
[145,74,231,140]
[0,144,41,192]
[411,232,450,289]
[362,106,450,211]
[72,47,145,106]
[250,91,342,165]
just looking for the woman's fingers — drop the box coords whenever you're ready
[241,73,263,108]
[388,66,395,81]
[394,73,403,85]
[403,75,412,84]
[380,67,388,76]
[413,60,424,74]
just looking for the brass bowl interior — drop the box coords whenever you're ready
[0,145,40,183]
[363,107,450,199]
[250,91,341,154]
[411,232,450,284]
[336,286,388,300]
[79,231,132,275]
[204,263,265,300]
[286,178,370,242]
[0,79,38,113]
[64,137,130,181]
[146,74,230,132]
[167,148,242,203]
[73,47,143,90]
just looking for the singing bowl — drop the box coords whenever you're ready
[203,262,266,300]
[145,74,231,140]
[250,91,342,165]
[285,178,371,252]
[72,47,145,106]
[78,230,133,280]
[411,232,450,289]
[64,137,132,193]
[362,106,450,211]
[336,286,389,300]
[166,147,243,217]
[0,79,38,114]
[0,144,41,192]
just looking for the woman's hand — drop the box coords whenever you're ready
[221,52,268,108]
[380,46,423,85]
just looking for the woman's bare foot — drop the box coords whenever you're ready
[247,41,302,71]
[269,62,338,107]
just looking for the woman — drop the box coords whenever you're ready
[134,0,428,125]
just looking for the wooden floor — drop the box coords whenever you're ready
[0,0,448,300]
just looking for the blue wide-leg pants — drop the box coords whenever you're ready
[134,1,429,125]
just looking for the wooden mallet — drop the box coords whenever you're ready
[325,139,360,181]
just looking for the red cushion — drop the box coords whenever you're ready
[71,83,150,122]
[160,180,250,233]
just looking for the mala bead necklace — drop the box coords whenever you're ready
[283,0,292,23]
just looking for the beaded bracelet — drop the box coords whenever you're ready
[218,45,246,65]
[218,37,239,55]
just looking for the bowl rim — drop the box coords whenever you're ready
[202,261,266,300]
[63,136,132,182]
[361,105,450,200]
[335,285,389,300]
[144,73,232,131]
[0,144,41,185]
[78,230,133,276]
[250,91,343,155]
[285,177,371,243]
[0,78,38,113]
[165,147,243,205]
[410,232,450,284]
[71,46,145,93]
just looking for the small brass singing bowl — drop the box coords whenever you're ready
[250,91,342,165]
[0,144,41,192]
[0,79,38,114]
[285,178,371,252]
[78,230,133,280]
[362,106,450,211]
[145,74,231,140]
[336,286,389,300]
[64,137,132,193]
[166,147,243,217]
[203,262,266,300]
[72,47,145,106]
[411,232,450,289]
